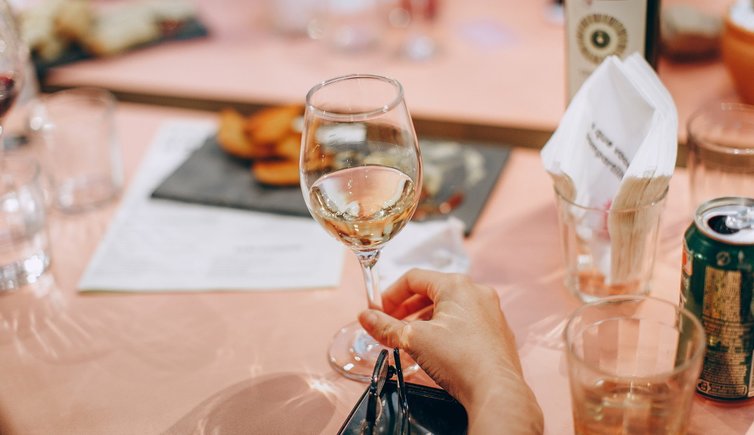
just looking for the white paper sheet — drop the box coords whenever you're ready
[78,120,345,292]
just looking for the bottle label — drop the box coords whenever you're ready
[566,0,648,99]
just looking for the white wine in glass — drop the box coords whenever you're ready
[300,74,422,381]
[0,1,26,187]
[0,1,24,146]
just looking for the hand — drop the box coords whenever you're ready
[358,269,543,434]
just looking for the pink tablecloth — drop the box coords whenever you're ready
[44,0,739,144]
[1,103,752,434]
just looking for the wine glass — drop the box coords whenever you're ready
[0,1,25,164]
[300,74,423,381]
[398,0,440,61]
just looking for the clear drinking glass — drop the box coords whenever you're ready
[554,185,668,302]
[300,74,423,381]
[0,156,50,290]
[399,0,440,60]
[28,87,123,213]
[564,296,706,435]
[686,103,754,214]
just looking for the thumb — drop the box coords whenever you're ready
[358,309,406,349]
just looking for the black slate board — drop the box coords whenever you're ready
[151,136,510,236]
[33,19,209,80]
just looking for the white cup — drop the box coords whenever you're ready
[29,88,123,213]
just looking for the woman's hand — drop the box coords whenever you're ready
[358,269,544,434]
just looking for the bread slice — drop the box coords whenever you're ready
[253,159,300,186]
[217,109,256,158]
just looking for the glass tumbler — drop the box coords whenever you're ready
[687,103,754,214]
[0,156,50,290]
[564,295,706,435]
[554,186,668,302]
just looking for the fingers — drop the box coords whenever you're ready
[390,294,433,320]
[382,269,448,314]
[358,309,406,348]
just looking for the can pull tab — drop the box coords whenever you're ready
[726,207,754,231]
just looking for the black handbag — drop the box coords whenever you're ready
[338,348,468,435]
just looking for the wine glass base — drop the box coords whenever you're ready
[328,320,420,383]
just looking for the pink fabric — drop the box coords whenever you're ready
[47,0,563,131]
[0,103,750,434]
[5,0,747,432]
[45,0,738,139]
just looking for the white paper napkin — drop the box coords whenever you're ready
[541,53,677,209]
[540,53,678,284]
[379,217,470,288]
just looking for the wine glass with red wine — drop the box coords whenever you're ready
[300,74,423,382]
[0,1,25,155]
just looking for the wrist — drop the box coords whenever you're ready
[463,370,544,434]
[465,367,525,409]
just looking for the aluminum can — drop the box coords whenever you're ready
[681,197,754,400]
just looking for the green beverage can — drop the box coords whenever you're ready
[681,197,754,400]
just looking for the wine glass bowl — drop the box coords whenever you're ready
[308,164,418,251]
[0,0,28,164]
[0,1,24,123]
[0,1,27,188]
[300,74,422,381]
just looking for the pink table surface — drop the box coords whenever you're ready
[43,0,740,144]
[1,102,753,434]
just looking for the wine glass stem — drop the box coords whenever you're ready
[356,250,383,311]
